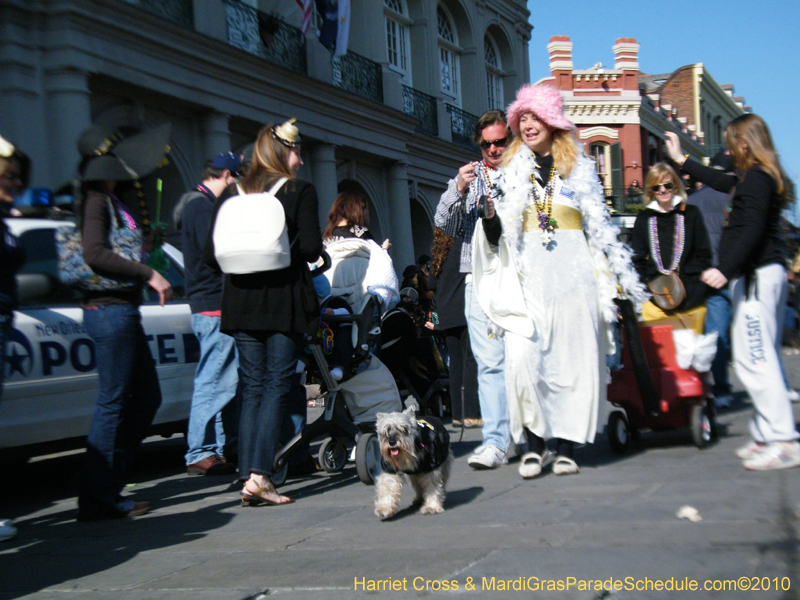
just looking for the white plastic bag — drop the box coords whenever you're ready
[673,329,718,372]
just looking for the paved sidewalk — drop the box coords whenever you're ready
[1,354,799,600]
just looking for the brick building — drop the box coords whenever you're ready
[538,36,746,210]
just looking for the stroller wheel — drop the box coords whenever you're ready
[271,457,288,487]
[355,433,382,485]
[318,438,348,473]
[425,391,446,420]
[691,401,715,449]
[607,411,632,454]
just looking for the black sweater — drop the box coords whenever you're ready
[682,159,785,280]
[204,178,323,335]
[180,188,223,314]
[427,237,467,330]
[631,203,711,311]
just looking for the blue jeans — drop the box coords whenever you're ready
[464,281,509,452]
[78,304,162,519]
[235,330,300,479]
[705,287,732,395]
[0,315,10,400]
[185,314,239,465]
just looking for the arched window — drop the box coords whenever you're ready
[485,33,503,110]
[384,0,411,84]
[437,5,460,106]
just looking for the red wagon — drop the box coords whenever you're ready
[606,299,718,452]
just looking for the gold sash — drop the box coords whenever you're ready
[522,203,583,232]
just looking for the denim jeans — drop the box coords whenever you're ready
[705,287,732,395]
[185,314,239,465]
[464,281,509,452]
[78,304,162,518]
[0,315,10,400]
[235,330,300,479]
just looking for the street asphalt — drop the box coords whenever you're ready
[1,352,800,600]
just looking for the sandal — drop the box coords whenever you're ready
[552,456,580,476]
[241,478,295,507]
[518,450,553,479]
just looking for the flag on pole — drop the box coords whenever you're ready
[296,0,313,39]
[314,0,350,57]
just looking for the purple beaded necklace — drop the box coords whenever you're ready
[648,214,684,274]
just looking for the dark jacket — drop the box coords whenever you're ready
[81,189,153,307]
[686,185,731,267]
[0,216,25,315]
[179,188,223,314]
[427,237,467,331]
[631,203,712,311]
[204,178,323,335]
[683,159,785,280]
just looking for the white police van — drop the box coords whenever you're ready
[2,218,195,457]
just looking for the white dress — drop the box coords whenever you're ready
[473,145,646,445]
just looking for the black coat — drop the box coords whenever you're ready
[631,203,712,311]
[428,237,467,330]
[204,178,323,335]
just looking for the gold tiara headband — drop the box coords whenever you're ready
[273,118,300,148]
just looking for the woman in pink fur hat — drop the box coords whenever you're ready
[472,84,646,478]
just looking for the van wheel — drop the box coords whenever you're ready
[607,411,631,454]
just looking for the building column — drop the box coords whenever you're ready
[387,162,414,269]
[310,143,338,225]
[43,68,92,189]
[201,112,232,161]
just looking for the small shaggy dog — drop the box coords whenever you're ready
[374,406,452,519]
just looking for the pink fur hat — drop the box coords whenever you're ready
[506,84,574,134]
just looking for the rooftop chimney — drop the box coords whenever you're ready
[548,36,573,72]
[613,38,639,71]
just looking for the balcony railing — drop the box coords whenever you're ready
[122,0,193,28]
[446,104,479,149]
[332,52,384,104]
[224,0,306,75]
[402,86,438,137]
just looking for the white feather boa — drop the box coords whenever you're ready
[495,145,647,324]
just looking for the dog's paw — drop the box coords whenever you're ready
[419,504,444,515]
[375,505,397,519]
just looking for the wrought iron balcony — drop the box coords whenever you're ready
[121,0,193,28]
[446,104,479,149]
[402,86,438,137]
[223,0,306,75]
[332,52,384,104]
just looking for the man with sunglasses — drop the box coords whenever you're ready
[434,110,512,469]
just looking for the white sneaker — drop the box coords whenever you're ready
[0,520,17,542]
[468,445,508,469]
[787,388,800,403]
[736,440,766,460]
[743,441,800,471]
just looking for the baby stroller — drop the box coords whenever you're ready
[606,298,718,452]
[272,241,403,485]
[380,290,450,418]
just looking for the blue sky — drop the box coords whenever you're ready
[525,0,800,192]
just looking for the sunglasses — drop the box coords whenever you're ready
[479,137,508,149]
[650,182,674,192]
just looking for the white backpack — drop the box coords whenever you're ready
[213,177,291,274]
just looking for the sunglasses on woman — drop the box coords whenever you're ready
[479,137,508,149]
[650,182,674,192]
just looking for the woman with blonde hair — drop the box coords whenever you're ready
[474,84,646,478]
[667,114,799,470]
[206,119,323,504]
[631,162,712,317]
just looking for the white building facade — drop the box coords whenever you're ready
[0,0,531,266]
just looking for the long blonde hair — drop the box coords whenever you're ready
[241,124,296,194]
[501,128,580,178]
[726,113,791,207]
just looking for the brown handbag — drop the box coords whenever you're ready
[648,271,685,311]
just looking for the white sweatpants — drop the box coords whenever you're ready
[731,263,798,443]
